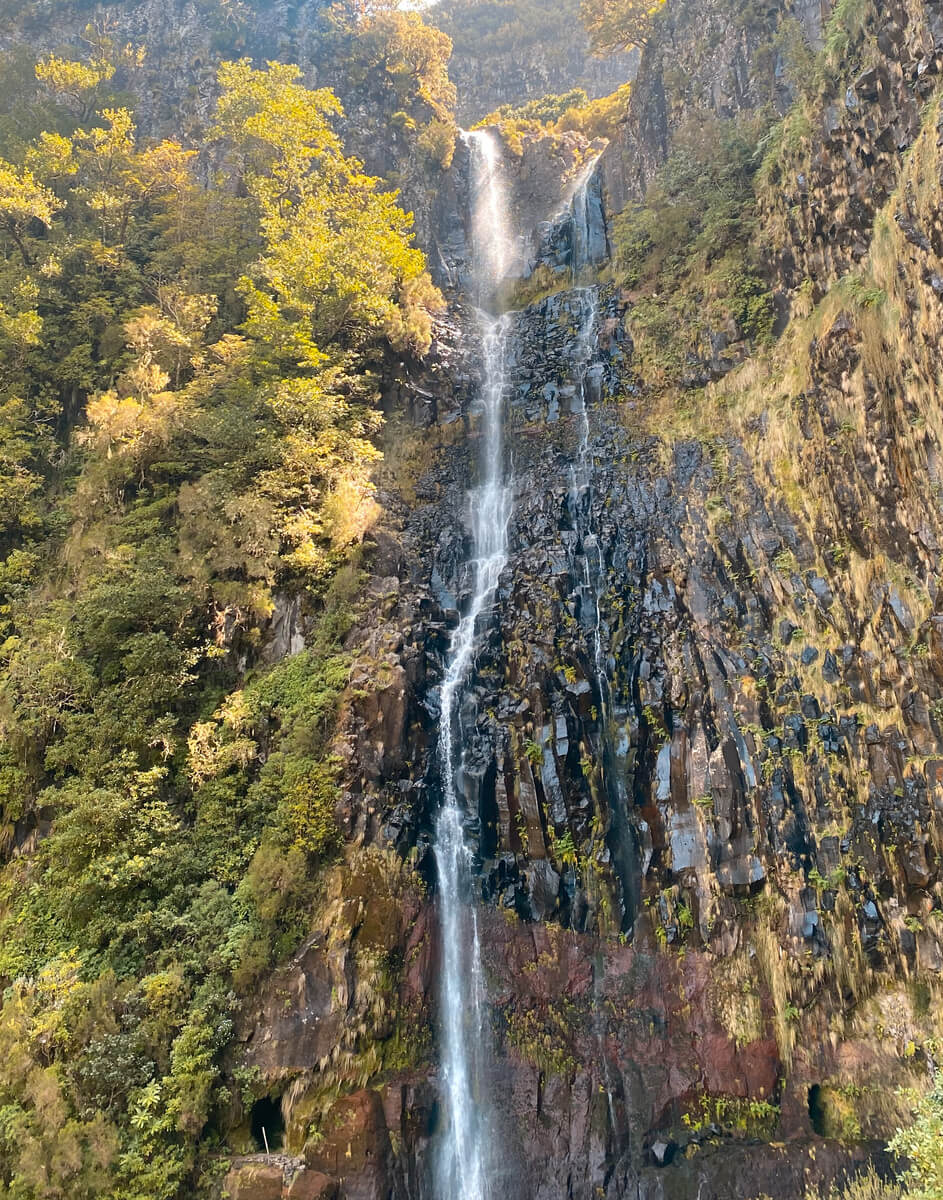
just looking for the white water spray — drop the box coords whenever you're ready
[433,128,513,1200]
[569,287,608,711]
[567,154,606,275]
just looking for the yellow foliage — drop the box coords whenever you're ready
[580,0,668,53]
[35,53,115,96]
[0,157,62,264]
[186,719,257,785]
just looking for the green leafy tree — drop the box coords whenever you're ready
[579,0,668,53]
[211,59,441,574]
[889,1073,943,1199]
[356,10,456,117]
[0,28,445,1198]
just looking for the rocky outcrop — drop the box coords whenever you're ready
[601,0,829,211]
[428,0,638,124]
[761,0,943,291]
[224,1160,336,1200]
[248,2,943,1196]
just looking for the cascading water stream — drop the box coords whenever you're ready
[568,282,625,1156]
[568,154,606,276]
[433,127,514,1200]
[569,287,608,713]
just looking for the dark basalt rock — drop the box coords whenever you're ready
[307,3,943,1195]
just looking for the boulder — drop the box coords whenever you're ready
[223,1164,282,1200]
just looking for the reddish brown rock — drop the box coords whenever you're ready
[223,1163,282,1200]
[305,1090,393,1200]
[285,1170,337,1200]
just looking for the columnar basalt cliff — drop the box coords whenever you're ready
[228,1,943,1196]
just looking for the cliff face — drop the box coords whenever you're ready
[7,0,943,1197]
[445,40,637,125]
[602,0,830,210]
[225,1,943,1197]
[427,0,638,125]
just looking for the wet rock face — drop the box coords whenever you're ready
[365,267,943,955]
[306,3,943,1195]
[428,132,611,294]
[325,294,936,1193]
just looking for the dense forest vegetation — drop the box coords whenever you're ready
[0,10,445,1196]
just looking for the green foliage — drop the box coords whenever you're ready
[523,736,543,766]
[481,89,590,127]
[611,112,775,388]
[479,82,632,148]
[549,828,579,867]
[839,273,886,311]
[554,82,632,140]
[323,3,459,171]
[889,1073,943,1200]
[0,35,437,1200]
[755,0,875,206]
[681,1091,780,1138]
[417,117,457,168]
[579,0,668,54]
[822,0,871,76]
[353,9,457,120]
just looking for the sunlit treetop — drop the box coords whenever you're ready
[579,0,668,54]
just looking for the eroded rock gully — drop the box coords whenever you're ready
[229,3,943,1199]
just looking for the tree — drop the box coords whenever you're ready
[0,35,445,1200]
[889,1072,943,1200]
[0,157,60,265]
[34,53,115,122]
[210,60,442,573]
[579,0,668,54]
[72,108,195,246]
[357,10,456,118]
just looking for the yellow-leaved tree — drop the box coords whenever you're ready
[580,0,668,54]
[210,59,443,574]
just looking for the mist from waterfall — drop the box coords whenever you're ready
[432,127,513,1200]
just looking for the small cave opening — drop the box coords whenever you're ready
[250,1095,285,1153]
[808,1084,826,1136]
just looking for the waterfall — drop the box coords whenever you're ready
[433,128,513,1200]
[569,156,607,275]
[569,286,607,710]
[568,286,626,1153]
